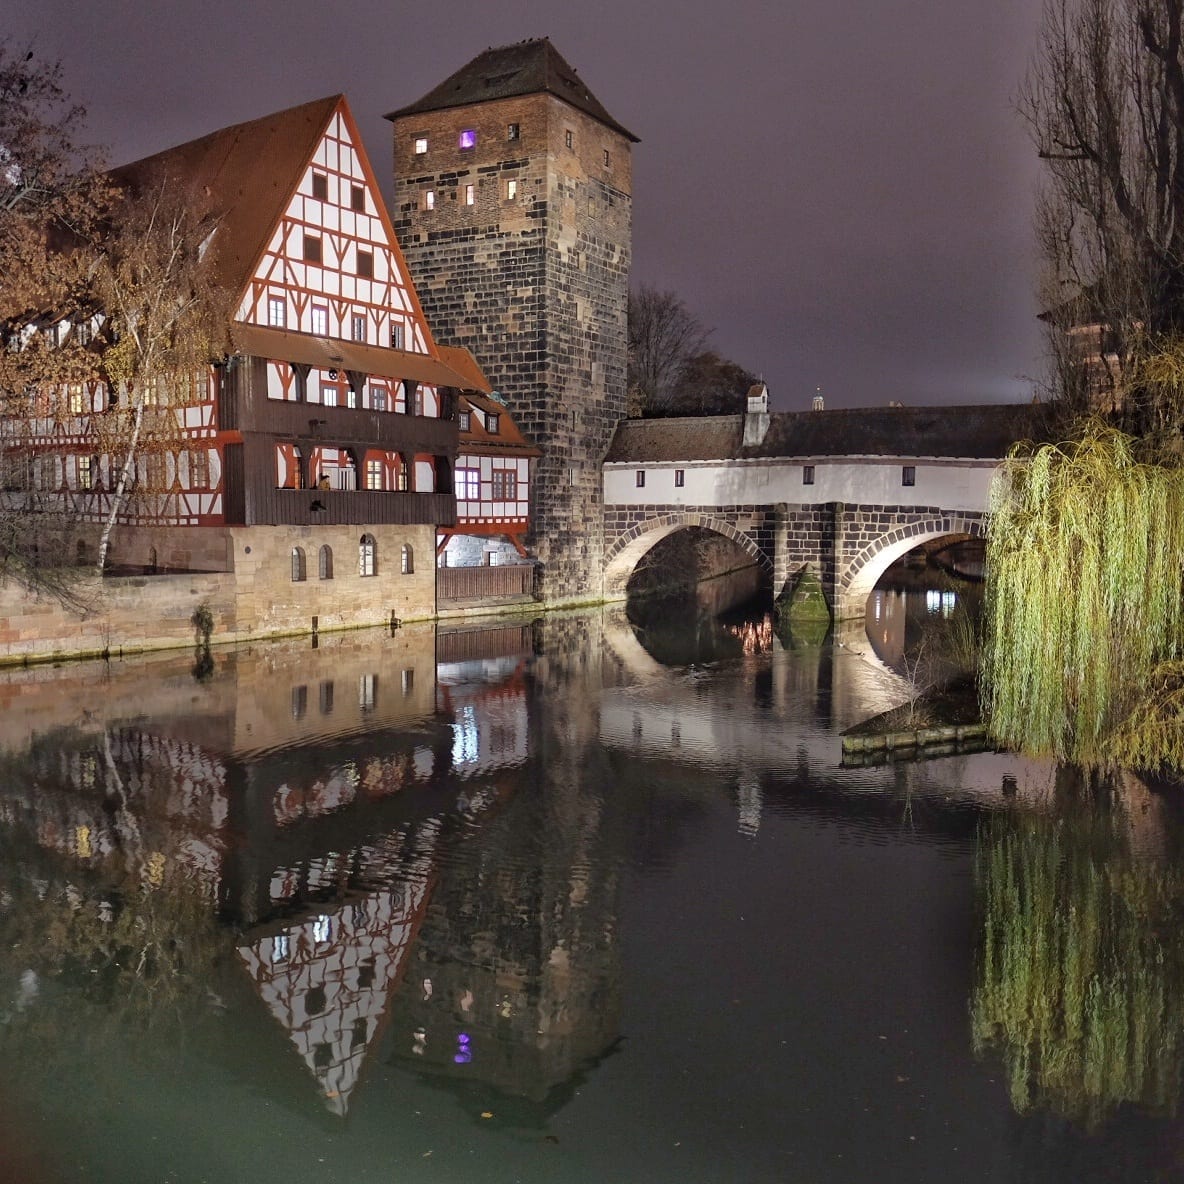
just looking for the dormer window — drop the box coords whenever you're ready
[458,129,477,150]
[458,410,471,432]
[487,413,500,435]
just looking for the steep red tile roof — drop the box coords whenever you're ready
[111,96,342,301]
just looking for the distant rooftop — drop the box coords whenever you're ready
[385,38,639,142]
[605,404,1062,464]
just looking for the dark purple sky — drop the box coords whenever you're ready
[9,0,1047,411]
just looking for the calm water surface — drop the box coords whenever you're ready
[0,595,1182,1183]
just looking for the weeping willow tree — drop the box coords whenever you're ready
[983,418,1184,768]
[972,801,1184,1128]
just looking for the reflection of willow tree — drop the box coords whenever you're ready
[0,857,228,1068]
[972,799,1184,1128]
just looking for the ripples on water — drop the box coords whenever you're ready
[0,592,1182,1183]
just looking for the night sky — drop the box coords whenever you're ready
[8,0,1047,411]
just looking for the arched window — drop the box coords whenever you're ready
[291,546,307,582]
[318,544,334,580]
[401,543,414,575]
[358,533,376,577]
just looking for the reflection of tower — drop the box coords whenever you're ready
[387,614,624,1105]
[387,40,637,605]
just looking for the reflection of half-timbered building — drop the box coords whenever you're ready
[6,96,496,633]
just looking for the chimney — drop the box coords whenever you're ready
[743,383,770,446]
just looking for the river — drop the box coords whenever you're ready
[0,580,1182,1183]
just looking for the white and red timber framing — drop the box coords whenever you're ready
[1,94,537,598]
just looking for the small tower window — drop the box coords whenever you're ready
[506,179,518,200]
[603,149,611,167]
[458,129,477,150]
[401,543,415,575]
[464,183,475,206]
[291,547,307,582]
[423,189,435,210]
[507,122,520,140]
[565,129,573,150]
[414,136,428,154]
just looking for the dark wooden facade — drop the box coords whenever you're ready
[219,354,458,528]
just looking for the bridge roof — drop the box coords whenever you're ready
[605,404,1059,464]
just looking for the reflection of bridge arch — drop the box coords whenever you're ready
[837,514,986,619]
[603,512,772,599]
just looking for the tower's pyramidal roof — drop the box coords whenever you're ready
[385,38,638,142]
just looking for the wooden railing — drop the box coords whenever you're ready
[437,563,535,603]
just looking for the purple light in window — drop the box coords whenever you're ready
[458,129,477,150]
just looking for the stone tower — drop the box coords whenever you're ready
[386,40,637,605]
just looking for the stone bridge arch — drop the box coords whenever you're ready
[836,511,986,619]
[603,510,773,600]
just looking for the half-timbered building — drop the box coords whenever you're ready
[5,95,495,634]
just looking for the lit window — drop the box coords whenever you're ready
[366,458,383,490]
[313,914,331,944]
[414,136,428,154]
[291,546,307,582]
[424,189,435,210]
[635,470,646,488]
[68,384,84,414]
[391,323,405,349]
[396,459,410,491]
[268,296,285,327]
[401,543,414,575]
[457,409,471,432]
[902,465,916,487]
[457,467,479,499]
[674,469,685,488]
[351,184,365,212]
[506,179,518,200]
[486,413,500,435]
[491,469,517,500]
[311,305,328,336]
[311,171,328,201]
[303,234,322,264]
[78,455,92,490]
[359,533,376,577]
[565,129,573,149]
[507,122,520,140]
[272,933,289,963]
[464,184,475,206]
[356,249,373,278]
[803,465,815,485]
[458,129,477,150]
[352,314,366,342]
[190,449,210,488]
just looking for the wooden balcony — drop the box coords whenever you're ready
[244,486,456,528]
[438,563,536,603]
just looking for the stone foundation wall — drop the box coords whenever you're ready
[0,523,440,665]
